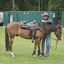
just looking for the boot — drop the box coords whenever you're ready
[41,52,44,55]
[45,53,49,57]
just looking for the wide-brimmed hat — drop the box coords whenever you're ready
[42,12,49,17]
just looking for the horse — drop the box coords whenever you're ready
[5,22,62,58]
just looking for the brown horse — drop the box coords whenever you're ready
[5,22,62,58]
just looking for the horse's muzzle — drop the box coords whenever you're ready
[58,37,63,40]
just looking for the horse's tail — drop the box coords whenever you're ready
[5,26,9,51]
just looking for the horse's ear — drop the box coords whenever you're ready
[58,25,61,29]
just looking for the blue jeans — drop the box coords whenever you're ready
[41,33,51,53]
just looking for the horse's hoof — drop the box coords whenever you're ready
[12,55,15,58]
[34,57,37,58]
[12,56,15,58]
[39,54,42,57]
[34,55,36,58]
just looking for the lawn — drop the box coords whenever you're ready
[0,27,64,64]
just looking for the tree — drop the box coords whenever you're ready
[11,4,20,11]
[47,0,64,18]
[24,0,39,11]
[3,0,12,11]
[4,2,12,11]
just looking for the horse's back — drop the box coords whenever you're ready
[7,22,20,28]
[7,22,21,37]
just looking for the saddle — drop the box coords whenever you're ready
[21,21,40,43]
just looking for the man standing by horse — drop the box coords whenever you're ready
[41,12,52,57]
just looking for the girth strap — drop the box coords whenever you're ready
[32,28,35,43]
[29,27,35,43]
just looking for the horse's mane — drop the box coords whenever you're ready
[38,22,57,32]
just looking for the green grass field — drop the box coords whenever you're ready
[0,27,64,64]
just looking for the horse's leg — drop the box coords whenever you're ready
[33,43,37,58]
[38,39,42,57]
[33,38,40,58]
[9,37,15,58]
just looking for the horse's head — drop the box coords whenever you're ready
[54,25,62,40]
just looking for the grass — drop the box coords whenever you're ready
[0,27,64,64]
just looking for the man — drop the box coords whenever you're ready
[41,12,52,57]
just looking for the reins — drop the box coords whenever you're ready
[50,34,58,50]
[39,28,45,34]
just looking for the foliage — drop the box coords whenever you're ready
[0,0,64,18]
[47,0,64,18]
[3,0,12,11]
[11,4,20,11]
[24,0,39,11]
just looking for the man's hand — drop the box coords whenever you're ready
[41,20,47,22]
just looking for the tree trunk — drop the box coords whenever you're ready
[45,0,46,11]
[39,0,40,11]
[41,0,43,11]
[12,0,15,11]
